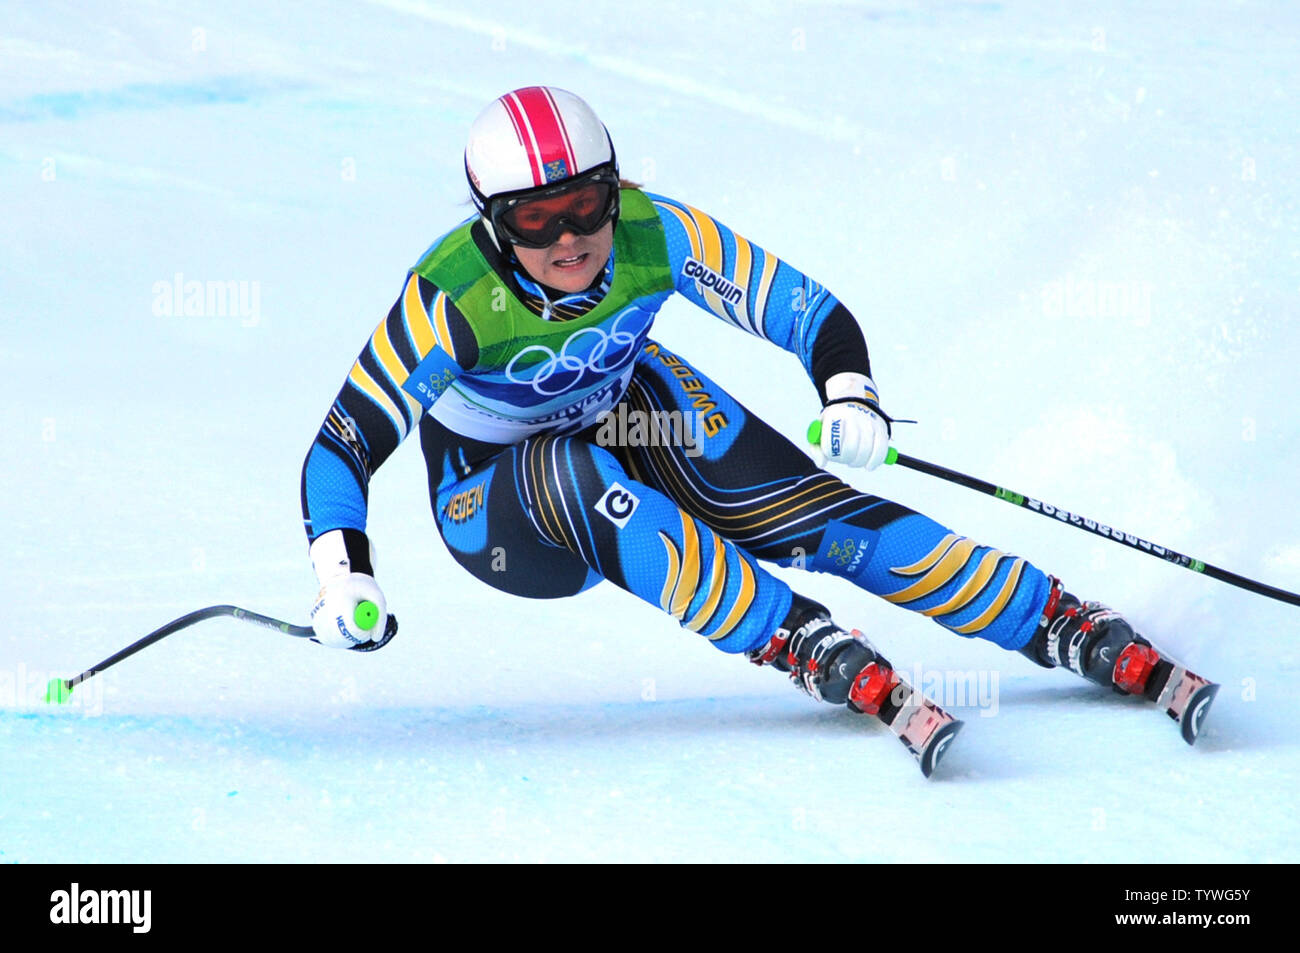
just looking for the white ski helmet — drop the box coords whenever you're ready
[465,86,620,249]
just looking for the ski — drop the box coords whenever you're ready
[1145,659,1220,745]
[849,662,963,778]
[882,677,964,778]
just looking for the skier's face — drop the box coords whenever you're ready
[512,220,614,294]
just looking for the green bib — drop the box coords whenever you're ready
[412,189,675,371]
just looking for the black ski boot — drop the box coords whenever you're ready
[750,593,963,777]
[1020,578,1219,745]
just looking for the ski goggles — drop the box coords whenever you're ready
[487,163,620,248]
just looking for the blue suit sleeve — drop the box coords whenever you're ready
[300,273,477,542]
[649,192,872,400]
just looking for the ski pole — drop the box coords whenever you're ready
[806,421,1300,608]
[45,602,398,704]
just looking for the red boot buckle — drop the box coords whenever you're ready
[749,631,789,666]
[849,662,898,716]
[1114,643,1160,694]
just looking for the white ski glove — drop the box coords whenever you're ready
[309,529,389,649]
[814,372,892,471]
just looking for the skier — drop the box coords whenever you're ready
[301,86,1215,773]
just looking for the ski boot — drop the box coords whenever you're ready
[750,594,963,777]
[1019,578,1219,745]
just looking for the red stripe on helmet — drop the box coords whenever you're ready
[508,86,577,186]
[539,87,578,173]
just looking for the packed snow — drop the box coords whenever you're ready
[2,0,1297,862]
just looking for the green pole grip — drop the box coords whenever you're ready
[354,600,380,631]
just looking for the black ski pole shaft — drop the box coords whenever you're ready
[47,603,398,703]
[884,447,1300,608]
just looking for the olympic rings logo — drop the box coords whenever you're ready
[504,309,649,396]
[827,539,857,567]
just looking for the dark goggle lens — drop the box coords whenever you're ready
[498,182,615,246]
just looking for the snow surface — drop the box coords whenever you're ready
[2,0,1297,863]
